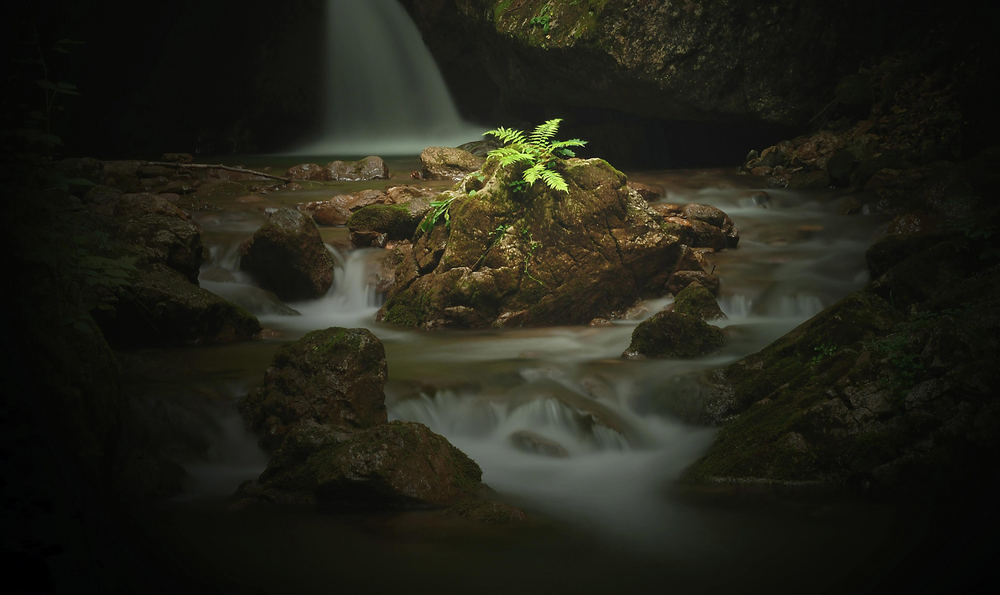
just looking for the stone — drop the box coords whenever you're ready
[287,163,332,181]
[379,157,690,328]
[622,311,726,359]
[670,281,726,321]
[347,204,422,246]
[92,264,261,347]
[420,146,485,180]
[103,192,205,283]
[627,181,663,201]
[298,195,353,226]
[239,208,335,301]
[240,327,388,452]
[327,156,389,181]
[246,421,484,510]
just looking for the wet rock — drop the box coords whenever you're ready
[379,157,697,328]
[287,163,332,181]
[240,327,388,452]
[457,139,500,157]
[298,195,353,226]
[622,311,726,360]
[669,281,726,321]
[627,181,663,202]
[420,146,484,180]
[347,204,422,246]
[239,208,335,301]
[509,430,569,458]
[327,156,389,181]
[101,192,205,283]
[93,264,261,347]
[246,421,484,510]
[681,203,739,248]
[666,270,720,296]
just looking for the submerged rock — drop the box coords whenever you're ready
[287,163,332,181]
[239,208,335,301]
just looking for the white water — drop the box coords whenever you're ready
[290,0,483,156]
[188,172,885,547]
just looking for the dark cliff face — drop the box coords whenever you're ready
[401,0,1000,166]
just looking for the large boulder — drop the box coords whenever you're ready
[92,264,261,347]
[240,327,388,452]
[239,208,335,301]
[679,226,1000,496]
[378,156,734,328]
[100,192,205,283]
[247,420,485,510]
[237,327,525,520]
[420,146,485,180]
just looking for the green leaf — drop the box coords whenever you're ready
[529,118,562,145]
[539,168,569,193]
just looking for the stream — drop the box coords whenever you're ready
[121,160,929,594]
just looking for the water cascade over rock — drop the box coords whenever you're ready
[292,0,482,155]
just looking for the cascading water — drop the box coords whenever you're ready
[291,0,483,156]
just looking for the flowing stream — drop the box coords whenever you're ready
[120,164,935,593]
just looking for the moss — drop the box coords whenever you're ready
[625,311,726,358]
[381,289,432,327]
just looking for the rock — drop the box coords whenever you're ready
[244,420,484,510]
[622,311,726,359]
[457,139,500,157]
[378,157,689,328]
[298,195,353,226]
[101,192,205,283]
[239,208,335,301]
[350,188,389,210]
[92,264,261,347]
[239,328,388,452]
[509,430,569,458]
[327,156,389,181]
[101,160,144,192]
[420,146,485,180]
[347,204,422,246]
[670,281,726,321]
[627,181,663,201]
[681,203,740,248]
[287,163,332,181]
[666,270,720,296]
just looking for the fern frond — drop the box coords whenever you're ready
[529,118,562,145]
[489,147,535,167]
[539,168,569,193]
[484,126,526,146]
[522,163,546,185]
[549,138,587,149]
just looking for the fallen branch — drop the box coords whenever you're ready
[142,161,292,183]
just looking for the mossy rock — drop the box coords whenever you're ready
[240,327,388,452]
[671,281,726,321]
[379,157,686,328]
[622,311,726,359]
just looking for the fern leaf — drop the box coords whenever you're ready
[549,139,587,149]
[539,168,569,193]
[522,163,546,185]
[485,126,526,146]
[529,118,562,145]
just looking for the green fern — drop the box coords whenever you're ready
[484,118,586,194]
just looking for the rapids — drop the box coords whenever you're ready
[128,165,918,593]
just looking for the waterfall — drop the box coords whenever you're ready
[292,0,483,156]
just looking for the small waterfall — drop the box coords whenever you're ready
[292,0,482,155]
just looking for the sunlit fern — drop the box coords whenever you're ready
[484,118,586,193]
